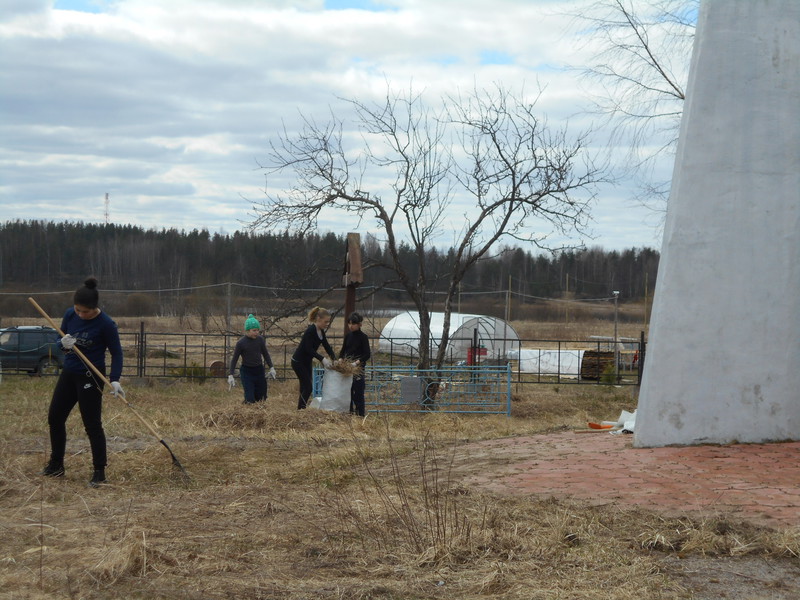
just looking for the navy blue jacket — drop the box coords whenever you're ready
[59,308,123,382]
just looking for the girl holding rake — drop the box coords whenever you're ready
[41,277,124,487]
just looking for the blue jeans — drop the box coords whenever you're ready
[239,364,267,403]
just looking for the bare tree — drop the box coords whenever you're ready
[251,84,603,369]
[570,0,697,209]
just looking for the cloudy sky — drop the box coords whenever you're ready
[0,0,683,250]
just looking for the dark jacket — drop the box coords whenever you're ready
[230,335,273,375]
[340,329,371,365]
[292,324,335,365]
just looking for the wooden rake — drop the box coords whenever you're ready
[29,297,189,479]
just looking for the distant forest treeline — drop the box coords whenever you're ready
[0,220,659,318]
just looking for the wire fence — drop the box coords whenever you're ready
[0,281,645,327]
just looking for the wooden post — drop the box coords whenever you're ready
[342,232,363,337]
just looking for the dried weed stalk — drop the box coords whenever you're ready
[307,418,495,567]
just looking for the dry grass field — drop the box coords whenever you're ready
[2,370,799,599]
[1,311,798,598]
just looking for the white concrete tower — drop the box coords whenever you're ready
[634,0,800,447]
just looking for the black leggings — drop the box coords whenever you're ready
[350,376,366,416]
[47,370,107,469]
[291,358,313,409]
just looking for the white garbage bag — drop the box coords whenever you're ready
[609,409,637,434]
[618,409,636,432]
[319,370,352,412]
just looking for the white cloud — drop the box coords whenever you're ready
[0,0,674,250]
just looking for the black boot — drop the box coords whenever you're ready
[41,460,65,477]
[88,469,106,488]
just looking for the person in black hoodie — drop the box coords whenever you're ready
[41,277,124,488]
[339,312,371,416]
[291,307,336,409]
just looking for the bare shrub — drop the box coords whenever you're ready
[122,293,157,317]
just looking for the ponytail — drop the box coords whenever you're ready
[308,306,330,322]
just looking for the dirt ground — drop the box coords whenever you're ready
[444,433,800,600]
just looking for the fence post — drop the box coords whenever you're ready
[506,362,512,417]
[138,321,145,377]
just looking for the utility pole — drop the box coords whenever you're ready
[643,271,649,330]
[613,290,620,383]
[505,275,511,321]
[226,282,232,332]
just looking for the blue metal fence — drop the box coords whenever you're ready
[313,364,512,416]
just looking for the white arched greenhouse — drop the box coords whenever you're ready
[377,311,519,363]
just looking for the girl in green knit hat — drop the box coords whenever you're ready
[228,314,276,404]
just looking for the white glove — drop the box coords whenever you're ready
[61,334,76,350]
[110,381,125,398]
[268,367,277,380]
[228,375,236,390]
[322,358,333,369]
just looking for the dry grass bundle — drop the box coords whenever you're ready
[639,516,800,558]
[200,403,346,432]
[328,357,363,377]
[85,528,168,582]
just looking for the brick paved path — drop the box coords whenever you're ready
[460,432,800,528]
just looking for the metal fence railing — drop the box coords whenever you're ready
[0,327,645,388]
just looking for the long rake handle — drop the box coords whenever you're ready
[28,297,177,455]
